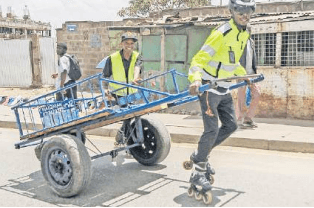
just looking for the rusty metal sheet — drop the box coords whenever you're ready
[0,39,32,87]
[39,37,57,86]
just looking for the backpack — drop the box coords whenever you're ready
[65,54,82,81]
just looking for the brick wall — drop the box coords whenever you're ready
[56,20,127,79]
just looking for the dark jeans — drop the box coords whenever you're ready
[56,80,77,101]
[193,91,238,163]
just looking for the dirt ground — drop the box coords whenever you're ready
[0,86,55,99]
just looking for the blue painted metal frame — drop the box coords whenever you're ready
[12,69,264,149]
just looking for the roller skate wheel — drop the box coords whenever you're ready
[210,175,215,185]
[183,160,193,170]
[187,186,194,197]
[194,191,203,201]
[203,191,213,205]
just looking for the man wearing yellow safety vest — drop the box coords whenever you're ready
[187,0,256,191]
[102,32,143,144]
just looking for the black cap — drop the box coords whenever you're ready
[121,32,138,42]
[57,42,67,50]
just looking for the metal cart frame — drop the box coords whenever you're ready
[11,69,264,197]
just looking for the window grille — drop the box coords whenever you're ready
[251,33,276,66]
[281,31,314,66]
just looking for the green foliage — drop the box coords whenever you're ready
[118,0,211,17]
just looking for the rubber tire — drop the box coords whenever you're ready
[40,134,92,197]
[127,115,171,166]
[69,131,86,144]
[35,132,86,161]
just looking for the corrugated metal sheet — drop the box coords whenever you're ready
[40,37,56,86]
[0,39,32,87]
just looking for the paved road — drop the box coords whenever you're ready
[0,127,314,207]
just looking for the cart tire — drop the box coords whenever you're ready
[69,131,86,144]
[34,142,45,161]
[35,132,86,161]
[127,115,171,166]
[40,134,92,197]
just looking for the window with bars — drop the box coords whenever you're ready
[251,33,277,66]
[281,31,314,66]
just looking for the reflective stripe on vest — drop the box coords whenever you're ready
[201,45,216,57]
[208,61,239,72]
[110,51,139,96]
[189,19,249,83]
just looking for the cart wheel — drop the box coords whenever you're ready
[41,134,92,197]
[127,115,171,166]
[183,160,193,170]
[69,131,86,144]
[34,142,45,161]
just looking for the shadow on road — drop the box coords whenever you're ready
[174,185,245,207]
[0,157,168,206]
[0,156,244,207]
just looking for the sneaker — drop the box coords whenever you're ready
[237,119,245,128]
[115,129,124,143]
[243,118,258,128]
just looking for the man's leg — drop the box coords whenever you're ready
[192,91,221,163]
[64,81,77,99]
[244,83,260,126]
[213,93,238,148]
[236,86,246,124]
[189,92,220,188]
[56,92,63,101]
[115,119,131,143]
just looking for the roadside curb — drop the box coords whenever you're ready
[3,120,314,154]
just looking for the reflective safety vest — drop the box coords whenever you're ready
[189,19,250,86]
[110,51,139,96]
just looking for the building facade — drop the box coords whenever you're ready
[56,0,314,119]
[0,5,51,39]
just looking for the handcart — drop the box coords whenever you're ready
[11,69,264,197]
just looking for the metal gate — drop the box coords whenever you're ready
[0,39,33,87]
[40,37,56,86]
[0,38,56,87]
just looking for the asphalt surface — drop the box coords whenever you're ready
[1,128,314,207]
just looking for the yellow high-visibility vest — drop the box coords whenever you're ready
[189,19,250,83]
[110,51,139,96]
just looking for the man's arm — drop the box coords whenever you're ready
[59,56,70,88]
[60,70,67,88]
[102,57,112,90]
[188,30,223,83]
[133,54,143,85]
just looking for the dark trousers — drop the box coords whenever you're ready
[193,91,238,163]
[56,80,77,101]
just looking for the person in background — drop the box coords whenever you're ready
[52,42,77,101]
[102,32,143,144]
[236,37,261,128]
